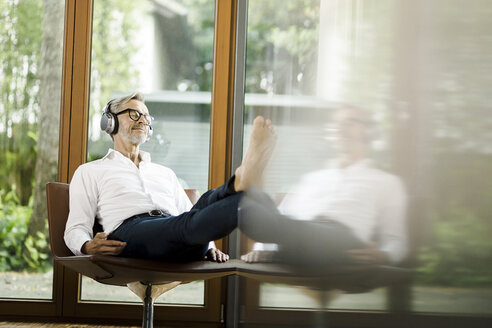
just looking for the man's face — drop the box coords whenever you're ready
[329,108,369,153]
[114,99,151,146]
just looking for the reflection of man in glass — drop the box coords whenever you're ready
[243,106,408,266]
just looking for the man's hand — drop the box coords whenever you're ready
[205,248,229,263]
[81,232,126,255]
[346,243,389,265]
[241,250,276,263]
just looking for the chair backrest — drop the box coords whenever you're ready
[184,189,200,205]
[46,182,73,257]
[46,182,201,258]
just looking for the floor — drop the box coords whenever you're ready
[0,323,138,328]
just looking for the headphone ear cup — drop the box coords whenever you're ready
[146,125,153,141]
[100,111,117,134]
[112,114,119,134]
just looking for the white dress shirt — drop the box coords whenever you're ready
[254,159,408,264]
[64,149,193,256]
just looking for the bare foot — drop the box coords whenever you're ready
[241,250,276,263]
[234,116,276,191]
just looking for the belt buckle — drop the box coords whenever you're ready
[149,209,164,217]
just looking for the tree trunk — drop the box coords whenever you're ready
[27,0,64,238]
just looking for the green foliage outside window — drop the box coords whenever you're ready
[418,209,492,287]
[89,0,142,115]
[0,0,139,272]
[417,154,492,287]
[245,0,320,95]
[0,190,50,272]
[0,0,42,205]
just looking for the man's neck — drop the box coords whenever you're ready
[114,141,141,167]
[338,147,367,168]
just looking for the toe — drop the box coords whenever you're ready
[253,116,265,126]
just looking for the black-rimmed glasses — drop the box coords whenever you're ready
[116,108,154,124]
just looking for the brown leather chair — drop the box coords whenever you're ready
[47,182,412,327]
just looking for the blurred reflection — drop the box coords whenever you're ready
[239,0,492,320]
[240,106,407,267]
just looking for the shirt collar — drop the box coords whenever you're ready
[139,150,151,163]
[102,148,152,163]
[328,158,372,170]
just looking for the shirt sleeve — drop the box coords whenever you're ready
[171,172,193,213]
[64,165,98,256]
[252,242,279,251]
[377,175,408,264]
[277,172,320,221]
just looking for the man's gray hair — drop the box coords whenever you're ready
[107,92,144,114]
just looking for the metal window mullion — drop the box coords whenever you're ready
[226,0,248,327]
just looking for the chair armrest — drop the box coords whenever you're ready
[55,255,114,282]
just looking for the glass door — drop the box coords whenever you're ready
[81,0,216,306]
[235,0,492,325]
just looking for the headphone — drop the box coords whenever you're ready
[100,100,153,138]
[100,100,118,134]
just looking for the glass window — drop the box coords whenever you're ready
[240,0,492,316]
[81,0,215,304]
[0,0,64,300]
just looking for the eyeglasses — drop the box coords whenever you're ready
[325,118,368,131]
[116,108,154,124]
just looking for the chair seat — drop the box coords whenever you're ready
[56,254,411,293]
[235,261,412,293]
[56,255,238,286]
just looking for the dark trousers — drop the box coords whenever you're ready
[109,177,241,261]
[238,188,365,267]
[110,178,363,265]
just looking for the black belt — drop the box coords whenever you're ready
[130,209,171,220]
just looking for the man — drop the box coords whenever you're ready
[241,106,408,266]
[64,92,275,262]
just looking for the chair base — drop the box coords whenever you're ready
[127,281,182,328]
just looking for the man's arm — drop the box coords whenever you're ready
[172,172,193,213]
[82,232,126,255]
[348,176,408,265]
[64,166,126,256]
[64,167,96,255]
[376,176,408,264]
